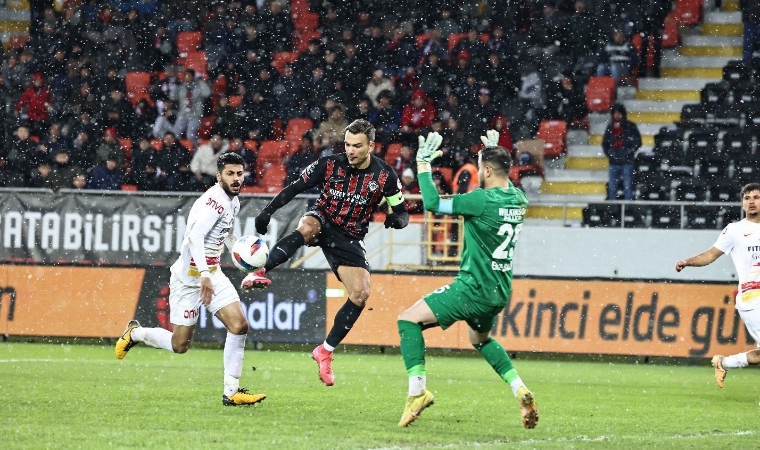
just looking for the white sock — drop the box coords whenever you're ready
[133,327,173,351]
[224,333,247,397]
[322,342,335,352]
[722,352,749,369]
[509,377,525,397]
[408,375,426,396]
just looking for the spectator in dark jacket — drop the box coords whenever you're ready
[636,0,673,77]
[50,150,85,191]
[597,29,638,87]
[87,155,123,190]
[542,70,588,127]
[602,103,641,200]
[6,125,37,186]
[284,134,317,185]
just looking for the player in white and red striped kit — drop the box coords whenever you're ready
[115,152,268,406]
[676,182,760,404]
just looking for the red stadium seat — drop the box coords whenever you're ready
[294,31,321,54]
[125,71,153,106]
[228,95,243,108]
[260,164,288,193]
[176,31,202,57]
[293,11,319,33]
[180,139,194,152]
[256,140,290,177]
[663,13,679,48]
[121,184,138,191]
[447,33,468,56]
[7,35,29,50]
[150,139,163,151]
[271,52,300,75]
[675,0,702,25]
[415,33,430,48]
[585,76,616,112]
[198,117,215,139]
[384,143,404,166]
[181,51,207,78]
[244,140,258,152]
[536,120,567,158]
[284,118,314,143]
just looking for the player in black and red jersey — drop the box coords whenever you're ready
[242,119,409,386]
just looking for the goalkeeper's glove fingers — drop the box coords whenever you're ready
[480,129,500,147]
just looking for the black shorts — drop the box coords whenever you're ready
[304,210,369,279]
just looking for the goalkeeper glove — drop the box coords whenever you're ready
[480,129,500,148]
[416,132,443,173]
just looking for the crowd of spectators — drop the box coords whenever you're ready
[0,0,673,194]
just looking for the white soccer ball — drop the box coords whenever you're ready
[231,235,269,272]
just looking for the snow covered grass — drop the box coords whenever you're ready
[0,343,757,449]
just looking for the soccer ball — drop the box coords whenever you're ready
[231,235,269,272]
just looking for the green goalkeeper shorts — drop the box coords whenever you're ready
[423,280,506,332]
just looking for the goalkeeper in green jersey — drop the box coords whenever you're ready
[396,130,538,429]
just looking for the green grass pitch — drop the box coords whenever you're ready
[0,342,758,449]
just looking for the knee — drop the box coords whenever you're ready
[298,224,319,244]
[172,342,191,354]
[349,289,370,306]
[227,319,249,336]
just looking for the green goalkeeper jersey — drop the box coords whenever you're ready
[419,172,528,306]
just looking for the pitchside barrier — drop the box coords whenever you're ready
[0,263,752,359]
[0,189,754,358]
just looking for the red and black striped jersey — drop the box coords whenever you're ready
[295,153,402,238]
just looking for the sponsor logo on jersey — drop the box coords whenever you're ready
[205,198,225,215]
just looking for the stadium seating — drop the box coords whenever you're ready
[125,72,153,106]
[536,120,566,158]
[633,151,660,185]
[284,118,314,144]
[7,34,29,50]
[662,13,679,47]
[292,11,319,33]
[674,178,707,201]
[622,205,649,228]
[384,143,404,166]
[259,164,288,193]
[447,33,468,56]
[272,52,300,75]
[294,30,321,54]
[198,117,215,139]
[709,177,737,202]
[735,154,760,185]
[256,140,290,176]
[650,205,682,229]
[226,95,242,108]
[685,206,719,229]
[176,31,202,57]
[585,76,616,112]
[582,203,618,227]
[674,0,702,25]
[638,176,671,201]
[181,51,207,78]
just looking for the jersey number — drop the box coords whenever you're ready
[492,223,522,259]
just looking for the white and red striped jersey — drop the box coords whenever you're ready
[714,218,760,311]
[170,184,239,286]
